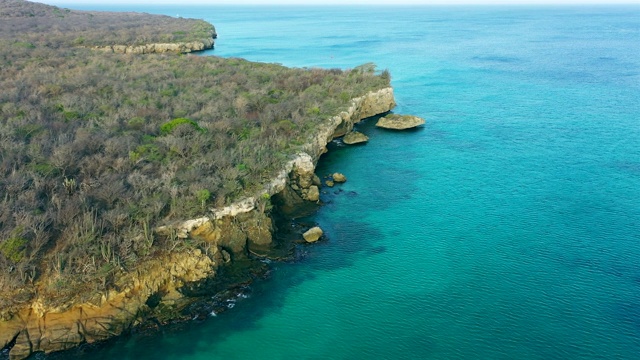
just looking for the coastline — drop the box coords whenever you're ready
[0,87,396,359]
[14,5,639,359]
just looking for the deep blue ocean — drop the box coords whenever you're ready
[55,4,639,359]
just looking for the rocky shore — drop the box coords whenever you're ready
[0,87,396,359]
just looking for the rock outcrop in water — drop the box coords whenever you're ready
[0,87,396,359]
[332,173,347,183]
[303,227,324,243]
[343,131,369,144]
[376,114,425,130]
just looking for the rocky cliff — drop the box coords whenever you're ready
[0,87,395,359]
[0,250,215,358]
[92,37,215,54]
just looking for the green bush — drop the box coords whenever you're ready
[12,41,35,49]
[129,144,164,162]
[0,237,28,263]
[160,118,204,135]
[195,189,211,209]
[127,117,146,130]
[30,162,59,177]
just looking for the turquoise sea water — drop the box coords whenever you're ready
[53,5,640,359]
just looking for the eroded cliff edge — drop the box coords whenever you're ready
[91,37,215,54]
[0,87,396,359]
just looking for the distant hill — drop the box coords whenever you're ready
[0,0,216,48]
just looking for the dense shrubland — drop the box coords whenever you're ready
[0,0,390,309]
[0,0,215,47]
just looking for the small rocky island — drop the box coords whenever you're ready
[376,114,426,130]
[0,1,407,358]
[343,130,369,144]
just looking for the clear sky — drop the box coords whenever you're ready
[36,0,640,5]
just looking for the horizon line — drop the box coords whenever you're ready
[39,1,640,6]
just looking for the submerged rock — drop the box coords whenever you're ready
[303,226,324,243]
[376,114,425,130]
[332,173,347,183]
[343,131,369,144]
[325,180,335,187]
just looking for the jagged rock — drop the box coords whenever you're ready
[325,180,335,187]
[355,87,397,121]
[0,250,215,360]
[343,131,369,144]
[305,87,396,163]
[221,249,231,263]
[216,218,248,255]
[332,119,351,138]
[292,153,315,189]
[245,213,273,252]
[94,38,215,54]
[188,220,220,242]
[272,184,307,217]
[211,197,256,220]
[303,227,324,243]
[306,185,320,202]
[174,216,209,238]
[312,174,322,187]
[376,114,425,130]
[332,173,347,183]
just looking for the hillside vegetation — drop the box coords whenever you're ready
[0,0,215,47]
[0,0,390,310]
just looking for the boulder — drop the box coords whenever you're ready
[217,218,248,255]
[303,227,324,243]
[272,184,318,218]
[332,173,347,183]
[325,180,335,187]
[306,185,320,202]
[376,114,425,130]
[312,174,322,187]
[245,213,273,250]
[343,131,369,144]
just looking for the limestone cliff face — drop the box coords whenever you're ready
[0,249,215,359]
[92,37,215,54]
[163,87,395,223]
[304,87,395,162]
[0,87,395,359]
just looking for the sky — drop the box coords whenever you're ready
[36,0,640,5]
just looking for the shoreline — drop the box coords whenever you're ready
[0,87,396,359]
